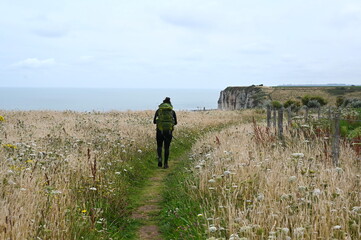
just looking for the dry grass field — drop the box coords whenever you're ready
[0,109,359,239]
[260,86,361,105]
[188,120,360,239]
[0,110,240,239]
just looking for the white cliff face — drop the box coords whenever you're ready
[218,86,267,110]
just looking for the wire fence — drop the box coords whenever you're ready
[266,106,361,166]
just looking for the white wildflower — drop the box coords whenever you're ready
[89,187,97,191]
[209,226,217,232]
[8,180,16,185]
[281,194,289,200]
[195,165,201,169]
[240,226,252,232]
[20,188,27,191]
[137,149,142,153]
[288,176,297,182]
[229,233,240,240]
[257,193,265,201]
[335,167,343,173]
[197,214,203,217]
[281,228,289,234]
[115,172,121,175]
[51,190,62,194]
[336,188,343,195]
[291,153,304,158]
[352,206,361,213]
[294,227,305,236]
[332,225,341,230]
[223,170,231,176]
[208,179,216,183]
[298,186,307,191]
[313,188,321,196]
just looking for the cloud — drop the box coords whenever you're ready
[76,56,96,64]
[13,58,56,68]
[32,26,69,38]
[237,43,272,55]
[160,13,212,30]
[331,5,361,28]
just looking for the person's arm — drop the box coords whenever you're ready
[173,111,177,125]
[153,110,158,124]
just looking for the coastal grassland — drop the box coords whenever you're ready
[159,110,265,239]
[263,86,361,105]
[171,119,360,239]
[0,109,241,239]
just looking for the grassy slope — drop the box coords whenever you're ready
[255,86,361,105]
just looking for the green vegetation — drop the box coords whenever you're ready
[69,146,156,239]
[159,134,206,240]
[339,109,361,138]
[325,86,361,96]
[283,99,301,112]
[301,95,327,107]
[271,100,283,109]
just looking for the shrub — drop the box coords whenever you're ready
[271,101,283,109]
[350,100,361,108]
[336,96,345,107]
[342,98,361,108]
[307,100,321,108]
[283,100,301,112]
[301,95,327,107]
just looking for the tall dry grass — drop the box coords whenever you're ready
[188,118,360,239]
[0,109,241,239]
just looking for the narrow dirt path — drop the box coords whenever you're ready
[131,162,177,240]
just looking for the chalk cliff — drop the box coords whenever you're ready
[218,86,268,110]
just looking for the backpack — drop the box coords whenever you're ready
[156,103,174,131]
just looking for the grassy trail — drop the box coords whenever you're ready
[131,168,169,239]
[130,143,188,239]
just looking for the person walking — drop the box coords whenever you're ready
[153,97,177,169]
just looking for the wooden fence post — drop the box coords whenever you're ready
[304,106,309,122]
[287,107,292,126]
[278,108,284,140]
[328,107,331,120]
[331,112,340,166]
[318,106,321,120]
[273,108,277,128]
[267,106,271,128]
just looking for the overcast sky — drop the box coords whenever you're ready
[1,0,361,89]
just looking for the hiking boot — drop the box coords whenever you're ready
[163,164,169,169]
[158,157,162,167]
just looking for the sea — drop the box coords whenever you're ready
[0,88,221,111]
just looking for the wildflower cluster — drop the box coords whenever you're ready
[187,121,360,239]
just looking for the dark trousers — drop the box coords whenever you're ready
[156,129,173,165]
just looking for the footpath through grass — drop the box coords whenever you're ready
[70,122,240,239]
